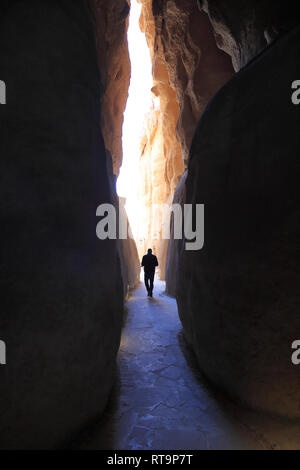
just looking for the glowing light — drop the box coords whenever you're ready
[117,0,154,238]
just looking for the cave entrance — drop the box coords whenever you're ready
[117,0,162,270]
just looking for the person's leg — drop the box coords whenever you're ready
[144,273,150,295]
[149,272,154,296]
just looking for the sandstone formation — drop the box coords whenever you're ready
[89,0,141,293]
[152,0,234,163]
[134,103,183,271]
[117,197,141,296]
[177,19,300,417]
[136,0,233,276]
[165,172,187,295]
[198,0,300,71]
[0,0,126,448]
[133,0,183,271]
[1,0,299,451]
[88,0,131,175]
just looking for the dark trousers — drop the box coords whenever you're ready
[144,271,155,293]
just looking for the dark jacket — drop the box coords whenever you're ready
[141,254,158,274]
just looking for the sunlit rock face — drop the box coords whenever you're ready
[136,0,232,274]
[133,0,184,271]
[0,0,125,448]
[152,0,233,164]
[89,0,141,293]
[88,0,131,176]
[134,104,183,271]
[177,22,300,417]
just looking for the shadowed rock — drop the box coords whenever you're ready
[177,24,300,418]
[0,0,124,448]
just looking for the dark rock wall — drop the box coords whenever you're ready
[105,150,140,297]
[165,171,186,297]
[198,0,300,71]
[0,0,124,448]
[159,0,233,292]
[177,24,300,417]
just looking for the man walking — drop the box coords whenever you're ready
[141,249,158,297]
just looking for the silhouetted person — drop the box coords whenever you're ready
[141,249,158,297]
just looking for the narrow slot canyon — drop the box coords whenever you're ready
[0,0,300,451]
[70,281,300,450]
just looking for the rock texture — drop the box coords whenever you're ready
[198,0,300,71]
[89,0,140,294]
[105,149,140,296]
[134,1,183,270]
[134,103,183,270]
[0,0,125,448]
[117,197,141,296]
[136,0,233,275]
[152,0,234,163]
[88,0,131,176]
[177,24,300,417]
[165,171,187,296]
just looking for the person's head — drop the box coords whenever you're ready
[147,248,152,255]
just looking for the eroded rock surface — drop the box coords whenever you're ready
[152,0,234,163]
[88,0,131,175]
[177,25,300,417]
[165,171,187,296]
[198,0,300,71]
[0,0,125,448]
[136,0,233,274]
[89,0,140,293]
[118,198,141,296]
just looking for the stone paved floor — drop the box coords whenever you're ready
[73,278,300,450]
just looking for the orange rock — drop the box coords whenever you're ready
[135,0,233,275]
[88,0,131,175]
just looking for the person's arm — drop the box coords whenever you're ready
[141,256,145,267]
[155,256,158,267]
